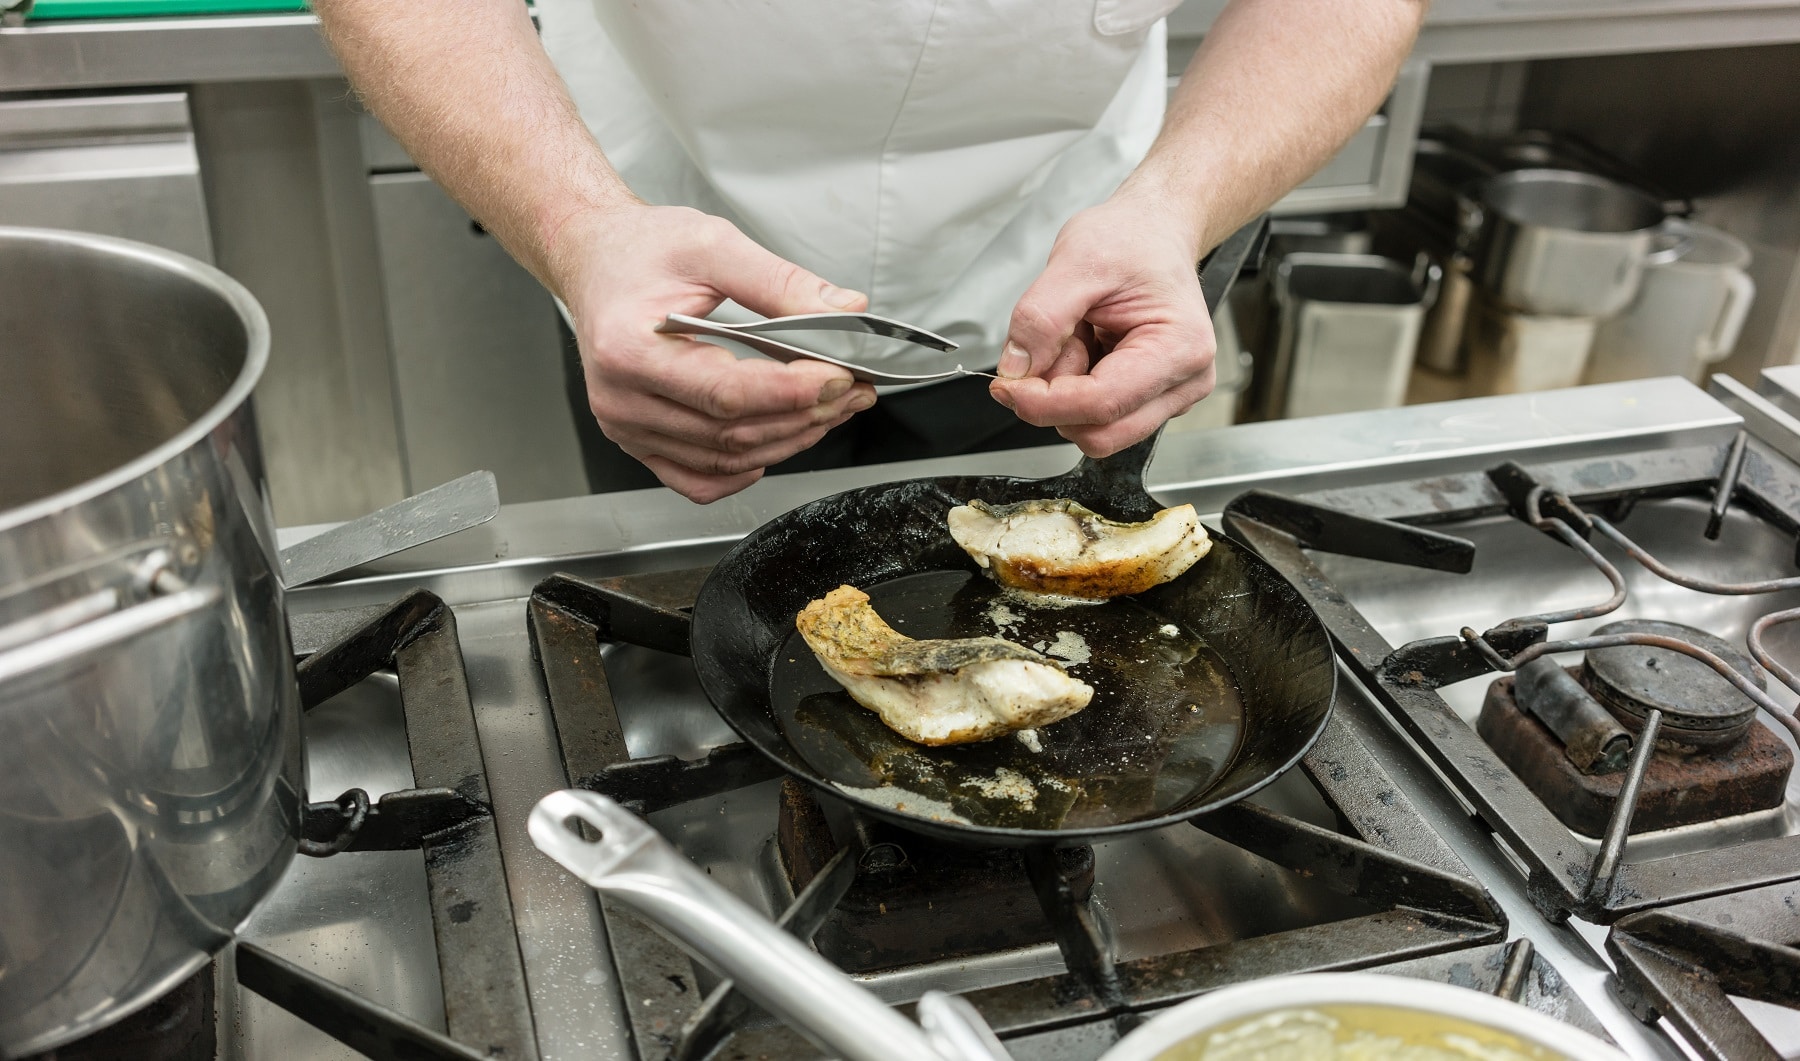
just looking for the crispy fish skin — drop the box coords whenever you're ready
[947,498,1212,598]
[796,585,1093,746]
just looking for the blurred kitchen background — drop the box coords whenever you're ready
[6,0,1799,525]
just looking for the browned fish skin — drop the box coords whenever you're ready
[795,585,1093,746]
[948,499,1212,598]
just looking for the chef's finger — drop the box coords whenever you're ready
[1000,268,1108,379]
[633,336,866,418]
[989,331,1089,411]
[1046,329,1095,380]
[1057,366,1216,456]
[636,454,765,505]
[594,380,873,452]
[620,417,843,484]
[690,218,869,317]
[996,330,1209,428]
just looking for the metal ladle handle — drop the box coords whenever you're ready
[528,790,1008,1061]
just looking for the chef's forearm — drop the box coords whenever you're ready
[312,0,635,295]
[1116,0,1427,257]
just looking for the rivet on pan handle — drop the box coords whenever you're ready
[529,790,1004,1061]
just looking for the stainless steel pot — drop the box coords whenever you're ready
[0,227,295,1057]
[0,227,498,1056]
[1462,168,1665,318]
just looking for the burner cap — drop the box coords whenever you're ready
[1584,620,1762,740]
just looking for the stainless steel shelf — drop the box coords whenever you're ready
[0,13,338,92]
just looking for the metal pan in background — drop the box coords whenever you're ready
[687,219,1339,847]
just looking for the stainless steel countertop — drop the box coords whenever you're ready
[9,2,1800,93]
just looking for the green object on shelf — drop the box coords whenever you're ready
[27,0,308,19]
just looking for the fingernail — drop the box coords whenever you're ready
[997,341,1030,379]
[991,384,1015,410]
[818,378,852,403]
[848,392,876,412]
[821,284,864,310]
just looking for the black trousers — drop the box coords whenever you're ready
[560,320,1063,494]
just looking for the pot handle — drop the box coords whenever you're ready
[1702,269,1757,364]
[0,552,220,686]
[529,790,1008,1061]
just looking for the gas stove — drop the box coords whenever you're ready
[31,375,1800,1061]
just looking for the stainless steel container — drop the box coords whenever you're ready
[1464,168,1664,318]
[0,227,301,1056]
[1267,252,1439,419]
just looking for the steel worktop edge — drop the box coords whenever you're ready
[279,377,1741,613]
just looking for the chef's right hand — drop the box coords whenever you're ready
[550,204,877,504]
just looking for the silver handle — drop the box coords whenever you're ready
[278,471,500,588]
[657,314,991,385]
[0,583,220,687]
[529,790,1005,1061]
[919,992,1013,1060]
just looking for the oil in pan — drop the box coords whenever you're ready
[768,570,1246,831]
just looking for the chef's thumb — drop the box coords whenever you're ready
[1001,276,1091,380]
[707,225,868,317]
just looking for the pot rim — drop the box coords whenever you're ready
[0,226,272,535]
[1105,972,1628,1061]
[1480,167,1665,236]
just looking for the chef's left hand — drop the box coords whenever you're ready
[989,197,1215,456]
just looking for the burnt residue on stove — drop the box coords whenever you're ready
[1227,444,1800,939]
[1478,670,1792,837]
[1477,618,1793,836]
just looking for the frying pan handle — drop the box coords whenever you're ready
[1051,216,1270,517]
[528,790,1003,1061]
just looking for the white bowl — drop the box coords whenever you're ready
[1106,972,1628,1061]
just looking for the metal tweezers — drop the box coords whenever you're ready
[657,312,996,385]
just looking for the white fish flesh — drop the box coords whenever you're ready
[795,585,1093,746]
[947,498,1211,598]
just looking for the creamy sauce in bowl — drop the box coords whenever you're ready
[1157,1004,1569,1061]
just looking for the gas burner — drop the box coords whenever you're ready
[1222,438,1800,924]
[1584,620,1762,747]
[1475,617,1792,836]
[1475,666,1792,837]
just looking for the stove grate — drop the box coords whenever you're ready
[1219,434,1800,1061]
[526,566,1528,1060]
[1608,880,1800,1061]
[261,589,536,1061]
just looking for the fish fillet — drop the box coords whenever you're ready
[947,498,1211,598]
[796,585,1093,746]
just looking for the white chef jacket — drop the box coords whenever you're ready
[536,0,1179,377]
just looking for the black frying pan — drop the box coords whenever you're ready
[689,220,1336,846]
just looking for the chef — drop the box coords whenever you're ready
[314,0,1424,502]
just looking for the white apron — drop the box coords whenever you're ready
[536,0,1178,377]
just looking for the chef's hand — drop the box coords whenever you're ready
[989,197,1215,456]
[555,204,877,503]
